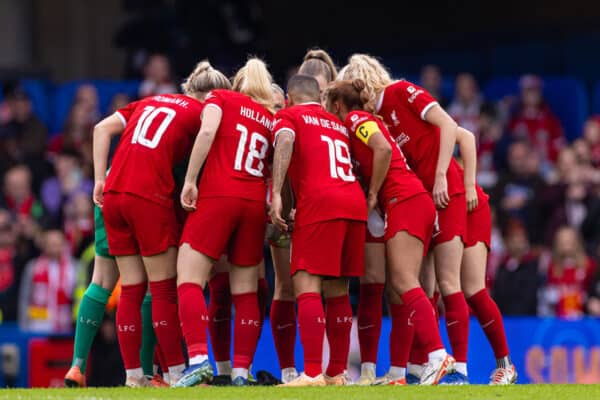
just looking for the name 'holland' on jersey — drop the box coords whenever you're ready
[240,105,274,130]
[301,114,348,137]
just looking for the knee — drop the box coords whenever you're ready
[323,279,349,298]
[389,275,419,297]
[436,274,461,295]
[462,282,485,299]
[274,277,295,301]
[361,267,385,285]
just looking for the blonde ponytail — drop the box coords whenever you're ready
[232,58,275,113]
[298,48,337,82]
[339,54,393,112]
[181,60,231,96]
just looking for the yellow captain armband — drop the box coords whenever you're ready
[355,121,380,144]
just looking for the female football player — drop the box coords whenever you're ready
[340,54,471,381]
[176,58,275,387]
[326,79,454,385]
[92,60,231,387]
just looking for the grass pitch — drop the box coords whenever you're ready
[1,385,599,400]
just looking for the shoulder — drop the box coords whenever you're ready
[346,110,373,131]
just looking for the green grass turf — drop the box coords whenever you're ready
[1,385,599,400]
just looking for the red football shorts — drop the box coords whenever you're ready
[291,219,365,278]
[385,193,436,252]
[180,197,266,266]
[465,191,492,249]
[102,192,180,257]
[432,192,467,247]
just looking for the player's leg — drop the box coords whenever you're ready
[114,254,149,387]
[433,194,470,383]
[143,247,186,385]
[175,244,215,387]
[65,254,119,387]
[462,242,516,384]
[208,258,232,380]
[175,197,237,387]
[226,199,268,386]
[270,244,298,383]
[257,259,269,330]
[356,241,385,385]
[322,220,366,386]
[286,270,326,386]
[229,263,260,385]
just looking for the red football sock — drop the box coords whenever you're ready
[357,284,384,364]
[297,292,325,377]
[389,302,413,368]
[431,292,441,321]
[155,346,168,374]
[403,288,444,354]
[208,273,231,363]
[117,282,147,369]
[178,283,208,358]
[443,292,470,362]
[325,294,352,377]
[467,289,509,358]
[232,292,261,369]
[270,299,296,369]
[149,278,185,367]
[258,278,269,328]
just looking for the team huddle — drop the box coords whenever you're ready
[63,49,518,388]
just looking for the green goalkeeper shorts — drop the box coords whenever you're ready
[94,205,113,259]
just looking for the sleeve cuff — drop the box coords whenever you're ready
[115,111,127,127]
[274,127,295,142]
[420,101,438,120]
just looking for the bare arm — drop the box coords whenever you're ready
[270,130,295,230]
[184,106,222,184]
[92,113,125,206]
[180,105,223,211]
[424,105,458,208]
[456,126,479,211]
[366,132,392,212]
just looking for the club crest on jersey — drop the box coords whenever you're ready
[407,86,416,94]
[350,114,359,122]
[390,110,400,126]
[395,132,410,147]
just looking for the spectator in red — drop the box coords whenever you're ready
[138,54,177,98]
[18,228,78,333]
[0,209,27,321]
[48,102,94,155]
[448,73,483,136]
[582,116,600,167]
[539,226,597,318]
[63,192,94,256]
[508,75,565,165]
[419,64,448,107]
[492,220,542,316]
[0,165,44,222]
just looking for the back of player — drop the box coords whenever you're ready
[176,58,275,387]
[180,88,272,265]
[274,100,367,276]
[104,93,203,257]
[270,74,366,386]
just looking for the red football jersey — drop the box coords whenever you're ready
[272,103,367,227]
[375,80,465,196]
[198,89,273,202]
[345,110,427,209]
[105,94,203,207]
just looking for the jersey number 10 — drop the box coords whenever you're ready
[131,106,176,149]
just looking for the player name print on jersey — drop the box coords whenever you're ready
[301,114,348,137]
[240,106,274,130]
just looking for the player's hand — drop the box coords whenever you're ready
[466,184,478,212]
[433,173,449,209]
[367,192,378,213]
[93,180,105,207]
[270,193,288,232]
[180,182,198,212]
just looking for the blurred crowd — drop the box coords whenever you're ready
[0,55,599,339]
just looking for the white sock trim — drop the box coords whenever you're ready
[189,355,209,366]
[126,367,144,378]
[455,362,468,376]
[231,368,248,380]
[216,360,232,376]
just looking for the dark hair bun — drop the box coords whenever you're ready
[352,79,366,92]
